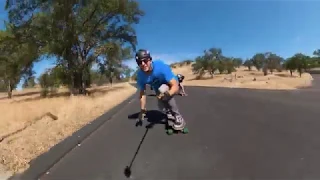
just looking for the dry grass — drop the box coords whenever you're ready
[0,82,136,174]
[172,64,314,90]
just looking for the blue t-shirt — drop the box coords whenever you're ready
[137,60,178,93]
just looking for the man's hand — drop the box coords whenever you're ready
[157,91,172,101]
[139,109,147,121]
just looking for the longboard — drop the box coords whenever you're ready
[165,113,189,135]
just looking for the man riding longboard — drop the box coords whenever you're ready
[135,49,187,132]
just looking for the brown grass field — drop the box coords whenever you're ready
[172,63,313,90]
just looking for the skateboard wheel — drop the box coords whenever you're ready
[182,128,189,134]
[166,129,174,135]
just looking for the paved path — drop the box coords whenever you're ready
[307,74,320,90]
[26,83,320,180]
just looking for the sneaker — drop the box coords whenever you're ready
[173,115,185,129]
[167,113,175,120]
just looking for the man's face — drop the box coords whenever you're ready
[138,58,152,72]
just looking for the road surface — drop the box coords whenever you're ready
[12,76,320,179]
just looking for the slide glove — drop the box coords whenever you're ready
[139,109,147,121]
[158,91,172,102]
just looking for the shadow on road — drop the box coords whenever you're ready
[124,127,149,178]
[147,94,156,97]
[128,110,167,128]
[125,110,167,178]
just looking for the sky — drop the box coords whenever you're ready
[1,0,320,89]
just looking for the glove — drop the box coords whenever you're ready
[157,91,172,102]
[138,109,147,121]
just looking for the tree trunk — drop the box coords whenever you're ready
[81,71,87,95]
[109,77,113,86]
[7,80,12,99]
[263,67,268,76]
[299,69,302,77]
[70,71,81,95]
[290,70,293,76]
[77,71,84,94]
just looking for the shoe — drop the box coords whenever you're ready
[167,113,175,120]
[173,115,185,129]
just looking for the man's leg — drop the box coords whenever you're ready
[157,97,186,129]
[179,83,187,96]
[178,84,182,95]
[157,98,172,118]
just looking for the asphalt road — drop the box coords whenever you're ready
[27,76,320,179]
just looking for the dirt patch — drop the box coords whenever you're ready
[0,82,136,174]
[172,64,313,90]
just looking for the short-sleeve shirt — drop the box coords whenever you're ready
[137,60,178,93]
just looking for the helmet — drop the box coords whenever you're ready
[177,74,184,82]
[135,49,152,63]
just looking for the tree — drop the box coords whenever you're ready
[0,25,39,98]
[191,47,239,78]
[284,58,296,76]
[5,0,144,95]
[264,52,283,74]
[232,58,243,68]
[192,55,211,79]
[206,48,223,75]
[22,76,36,88]
[284,53,309,77]
[131,67,139,81]
[313,49,320,58]
[292,53,309,77]
[38,70,57,97]
[122,65,134,80]
[251,53,265,71]
[224,57,236,74]
[243,59,253,71]
[95,41,133,85]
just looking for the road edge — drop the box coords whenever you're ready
[8,91,138,180]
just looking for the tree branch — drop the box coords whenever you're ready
[82,3,99,27]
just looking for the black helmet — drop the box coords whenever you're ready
[177,74,184,82]
[135,49,152,62]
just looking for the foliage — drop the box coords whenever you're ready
[0,24,40,98]
[4,0,144,96]
[190,46,320,79]
[22,76,36,88]
[243,59,253,71]
[284,53,309,77]
[191,48,240,79]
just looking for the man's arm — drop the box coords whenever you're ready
[139,87,147,110]
[137,78,147,110]
[162,64,180,96]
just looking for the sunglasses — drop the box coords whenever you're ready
[137,58,150,65]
